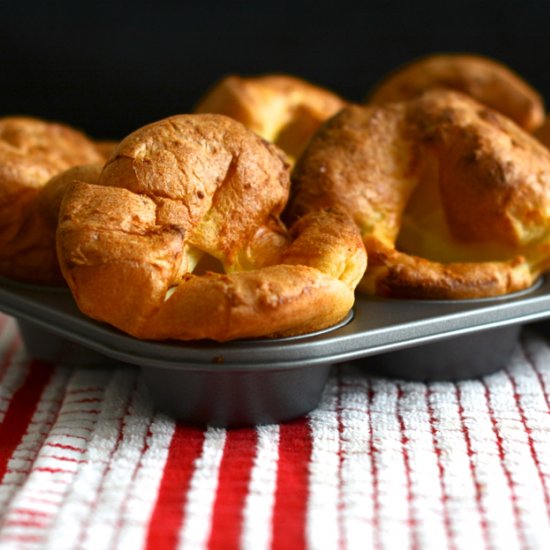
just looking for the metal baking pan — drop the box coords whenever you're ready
[1,276,550,427]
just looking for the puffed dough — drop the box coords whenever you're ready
[289,89,550,299]
[194,74,346,162]
[368,53,544,132]
[0,117,105,284]
[57,114,366,341]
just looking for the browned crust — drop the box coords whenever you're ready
[194,74,347,161]
[360,237,532,299]
[57,114,366,341]
[290,89,550,299]
[0,117,105,284]
[368,53,545,132]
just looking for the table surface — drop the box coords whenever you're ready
[0,312,549,550]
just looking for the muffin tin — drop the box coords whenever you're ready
[1,276,550,426]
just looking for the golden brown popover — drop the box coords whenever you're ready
[0,117,106,284]
[289,89,550,299]
[57,114,366,341]
[368,54,544,132]
[195,74,346,162]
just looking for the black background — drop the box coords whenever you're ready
[1,1,547,140]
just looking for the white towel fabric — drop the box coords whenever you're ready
[0,312,549,550]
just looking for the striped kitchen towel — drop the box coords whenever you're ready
[0,311,549,550]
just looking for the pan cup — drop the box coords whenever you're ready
[354,280,542,381]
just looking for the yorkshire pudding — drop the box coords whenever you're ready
[56,114,366,341]
[289,89,550,299]
[194,74,346,162]
[368,53,544,132]
[0,117,106,284]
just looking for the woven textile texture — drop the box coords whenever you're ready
[0,312,549,550]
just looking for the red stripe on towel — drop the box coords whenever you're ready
[0,360,54,483]
[482,380,527,549]
[271,417,312,550]
[145,424,205,550]
[426,386,457,550]
[367,380,381,550]
[505,370,550,521]
[336,372,345,550]
[207,428,257,549]
[396,384,419,550]
[454,385,491,549]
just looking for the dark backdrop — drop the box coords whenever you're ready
[1,1,548,140]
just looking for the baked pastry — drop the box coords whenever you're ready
[289,89,550,299]
[57,114,366,341]
[194,74,346,162]
[0,117,105,284]
[368,53,544,132]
